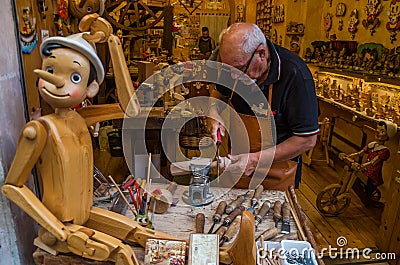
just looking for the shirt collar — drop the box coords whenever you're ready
[263,39,281,85]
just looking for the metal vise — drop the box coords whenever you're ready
[182,158,214,206]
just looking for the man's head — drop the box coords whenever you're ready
[219,23,269,85]
[34,33,104,109]
[202,27,210,38]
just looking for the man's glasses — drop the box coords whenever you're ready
[229,43,262,82]
[240,43,263,74]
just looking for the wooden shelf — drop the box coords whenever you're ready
[286,32,304,36]
[308,63,400,87]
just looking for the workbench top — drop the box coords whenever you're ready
[126,183,298,241]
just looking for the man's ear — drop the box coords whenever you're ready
[86,80,99,98]
[259,47,266,60]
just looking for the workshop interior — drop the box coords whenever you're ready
[1,0,400,264]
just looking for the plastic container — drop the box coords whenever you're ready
[256,241,281,265]
[280,240,317,265]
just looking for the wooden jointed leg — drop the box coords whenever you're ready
[220,210,256,265]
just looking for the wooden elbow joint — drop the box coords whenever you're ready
[79,14,112,43]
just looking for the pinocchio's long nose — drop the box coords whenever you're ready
[34,69,65,88]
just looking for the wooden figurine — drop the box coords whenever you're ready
[0,14,178,265]
[348,9,359,40]
[2,13,256,265]
[341,120,397,198]
[386,0,400,43]
[362,0,383,36]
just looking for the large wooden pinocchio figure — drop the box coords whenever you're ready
[1,32,177,265]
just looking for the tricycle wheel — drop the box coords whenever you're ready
[316,184,351,216]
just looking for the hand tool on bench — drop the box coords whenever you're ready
[195,213,206,233]
[223,205,245,226]
[107,175,137,216]
[216,128,221,181]
[273,200,282,228]
[208,201,227,234]
[255,200,271,230]
[226,192,248,214]
[256,227,279,241]
[213,205,245,236]
[219,216,241,246]
[248,185,264,214]
[281,202,291,234]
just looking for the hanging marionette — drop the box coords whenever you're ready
[362,0,383,36]
[348,9,360,39]
[386,0,400,43]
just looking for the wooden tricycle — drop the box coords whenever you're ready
[316,154,381,216]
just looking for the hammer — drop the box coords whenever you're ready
[149,182,177,214]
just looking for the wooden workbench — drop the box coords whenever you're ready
[33,184,322,265]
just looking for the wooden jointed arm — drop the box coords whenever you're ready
[360,156,381,170]
[108,34,140,117]
[2,121,69,241]
[79,14,140,118]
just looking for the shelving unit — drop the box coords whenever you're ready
[256,0,273,38]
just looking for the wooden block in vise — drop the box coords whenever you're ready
[149,182,177,214]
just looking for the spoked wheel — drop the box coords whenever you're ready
[104,0,165,31]
[316,184,351,216]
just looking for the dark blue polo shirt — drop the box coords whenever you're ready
[214,39,319,144]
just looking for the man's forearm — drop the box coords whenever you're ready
[256,134,317,164]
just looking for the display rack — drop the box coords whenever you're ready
[311,65,400,127]
[256,0,273,38]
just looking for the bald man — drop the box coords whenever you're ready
[207,23,319,188]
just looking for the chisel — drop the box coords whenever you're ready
[273,201,282,228]
[248,185,264,214]
[213,205,245,235]
[226,192,248,214]
[208,201,227,234]
[255,200,271,229]
[256,227,279,241]
[281,202,291,234]
[195,213,206,233]
[219,216,241,246]
[216,128,221,180]
[223,205,245,226]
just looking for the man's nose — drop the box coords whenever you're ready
[33,70,65,88]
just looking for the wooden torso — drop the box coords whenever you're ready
[37,111,93,225]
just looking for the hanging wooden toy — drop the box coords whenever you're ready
[386,0,400,43]
[323,13,333,38]
[362,0,383,35]
[20,6,38,54]
[348,9,359,39]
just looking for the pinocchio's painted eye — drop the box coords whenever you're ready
[46,66,54,74]
[71,73,82,84]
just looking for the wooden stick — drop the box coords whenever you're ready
[108,175,138,216]
[288,186,325,265]
[147,153,152,186]
[284,191,306,241]
[260,235,267,265]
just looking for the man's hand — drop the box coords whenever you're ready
[225,152,260,177]
[207,110,226,144]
